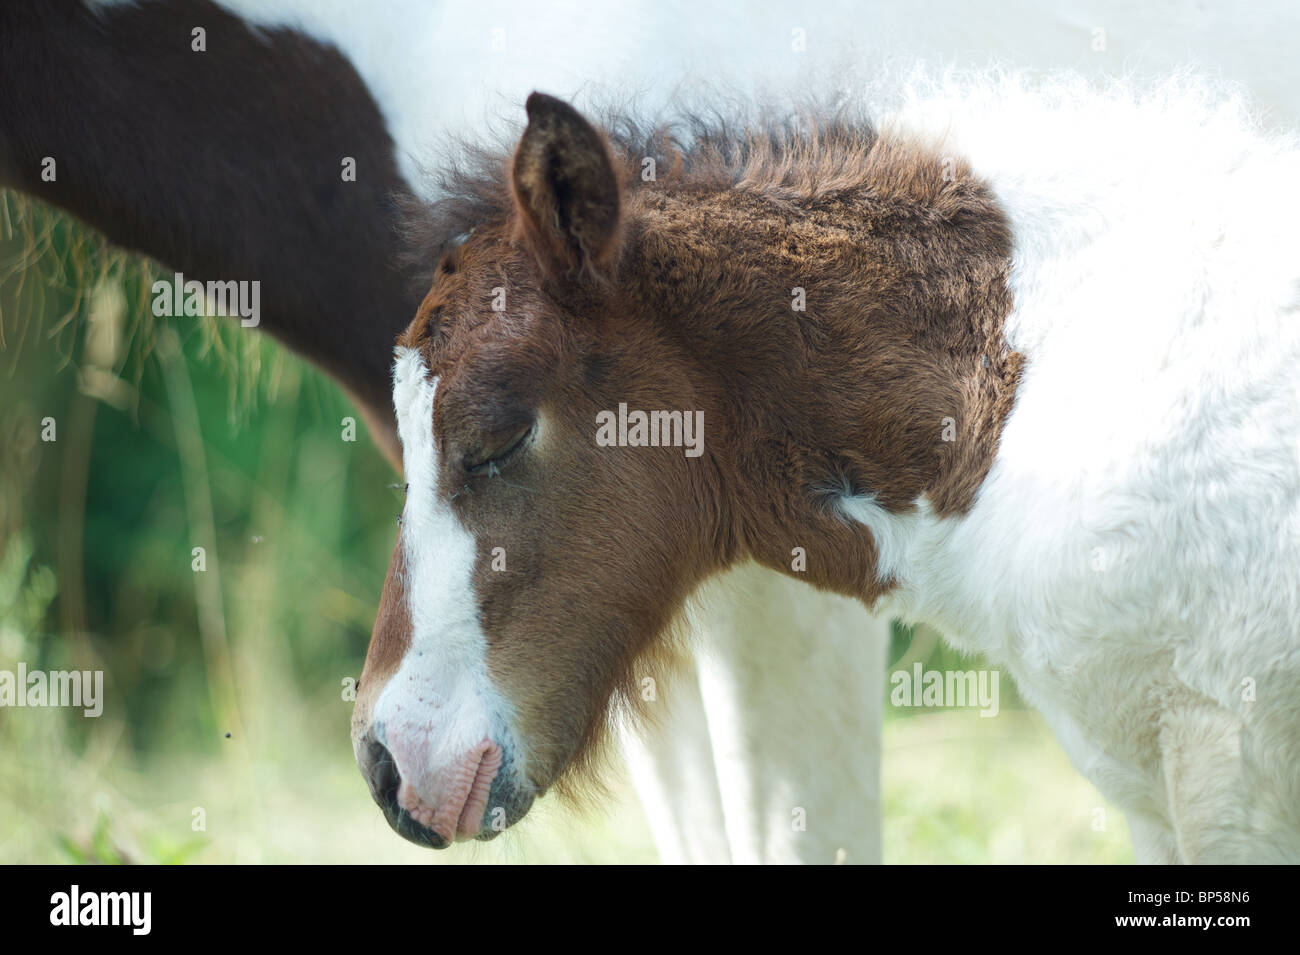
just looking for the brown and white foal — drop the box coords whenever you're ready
[351,92,1020,845]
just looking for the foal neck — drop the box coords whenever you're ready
[627,132,1024,601]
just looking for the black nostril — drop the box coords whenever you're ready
[358,732,448,849]
[363,735,399,810]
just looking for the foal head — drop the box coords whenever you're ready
[351,94,735,846]
[351,92,1017,846]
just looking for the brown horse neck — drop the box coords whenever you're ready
[615,132,1024,597]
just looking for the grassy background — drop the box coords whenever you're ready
[0,194,1132,864]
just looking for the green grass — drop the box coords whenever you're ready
[1,690,1132,863]
[883,711,1133,864]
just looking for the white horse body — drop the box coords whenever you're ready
[854,76,1300,861]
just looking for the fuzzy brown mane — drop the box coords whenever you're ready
[397,101,884,283]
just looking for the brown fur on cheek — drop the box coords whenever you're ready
[353,537,412,733]
[453,385,727,791]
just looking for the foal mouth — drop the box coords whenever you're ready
[455,741,504,840]
[397,740,503,843]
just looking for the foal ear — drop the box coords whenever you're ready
[511,92,622,282]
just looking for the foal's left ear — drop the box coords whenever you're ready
[511,92,622,282]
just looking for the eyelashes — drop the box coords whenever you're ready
[463,421,536,476]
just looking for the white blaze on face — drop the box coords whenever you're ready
[375,347,510,814]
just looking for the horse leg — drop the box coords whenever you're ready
[687,563,885,864]
[1158,700,1300,864]
[1126,812,1182,864]
[619,658,733,864]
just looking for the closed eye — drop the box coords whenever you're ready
[464,421,535,475]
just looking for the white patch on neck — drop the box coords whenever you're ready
[835,494,927,589]
[375,347,512,801]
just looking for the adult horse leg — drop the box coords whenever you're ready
[688,565,885,865]
[618,657,733,864]
[621,573,884,865]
